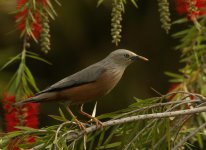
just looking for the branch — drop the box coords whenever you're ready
[113,98,202,119]
[113,91,206,120]
[66,105,206,141]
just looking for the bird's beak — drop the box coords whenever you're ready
[130,54,149,61]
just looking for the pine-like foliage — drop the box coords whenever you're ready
[111,0,124,46]
[157,0,171,33]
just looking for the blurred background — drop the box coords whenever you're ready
[0,0,180,128]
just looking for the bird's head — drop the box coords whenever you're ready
[107,49,148,67]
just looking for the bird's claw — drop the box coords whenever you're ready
[73,118,87,132]
[89,117,103,129]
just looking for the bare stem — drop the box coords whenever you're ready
[66,105,206,141]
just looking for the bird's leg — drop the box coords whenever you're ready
[65,105,86,131]
[78,104,103,127]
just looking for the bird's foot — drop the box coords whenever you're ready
[73,118,87,132]
[89,117,103,129]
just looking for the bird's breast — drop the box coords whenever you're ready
[59,69,124,104]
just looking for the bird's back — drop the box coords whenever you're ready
[58,67,124,104]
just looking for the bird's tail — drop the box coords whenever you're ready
[13,97,39,106]
[13,92,55,106]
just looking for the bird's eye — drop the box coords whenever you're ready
[124,54,130,58]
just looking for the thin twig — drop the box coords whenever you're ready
[54,121,72,142]
[171,122,206,150]
[113,99,201,119]
[65,106,206,141]
[54,121,73,149]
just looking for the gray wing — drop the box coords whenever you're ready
[36,64,106,95]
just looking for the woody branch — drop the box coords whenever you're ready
[64,100,206,142]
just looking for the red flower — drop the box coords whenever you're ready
[2,94,39,148]
[17,0,26,8]
[31,12,42,38]
[2,94,39,130]
[15,0,47,39]
[167,83,179,100]
[27,136,36,143]
[175,0,206,20]
[2,94,19,131]
[21,102,40,128]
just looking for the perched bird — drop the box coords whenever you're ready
[15,49,148,130]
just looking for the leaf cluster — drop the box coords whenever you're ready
[0,48,50,100]
[165,13,206,150]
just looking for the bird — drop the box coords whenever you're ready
[14,49,148,130]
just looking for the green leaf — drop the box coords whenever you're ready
[45,0,57,17]
[1,131,22,139]
[44,6,55,20]
[32,0,36,10]
[58,107,67,121]
[28,11,35,22]
[197,134,204,149]
[164,71,183,79]
[54,0,61,6]
[97,0,104,7]
[97,129,106,148]
[48,115,67,122]
[25,19,38,42]
[96,142,121,149]
[22,72,28,89]
[172,29,190,38]
[172,18,188,24]
[25,66,39,92]
[27,54,52,65]
[97,111,118,120]
[15,126,38,131]
[130,0,138,8]
[15,14,26,23]
[169,78,184,83]
[0,53,21,71]
[7,71,18,92]
[20,28,26,38]
[15,63,25,89]
[26,51,38,56]
[0,136,10,149]
[15,1,29,13]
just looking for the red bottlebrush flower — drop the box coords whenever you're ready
[2,93,39,148]
[21,102,40,128]
[15,0,46,39]
[2,94,39,131]
[2,94,19,132]
[17,0,26,8]
[5,109,20,131]
[167,83,179,101]
[189,95,195,100]
[175,0,206,20]
[31,12,42,38]
[27,136,36,143]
